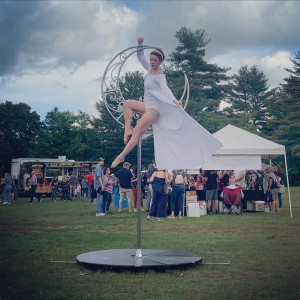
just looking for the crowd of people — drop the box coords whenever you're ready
[1,160,284,216]
[0,174,19,204]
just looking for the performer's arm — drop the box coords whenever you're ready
[137,37,151,71]
[158,75,182,106]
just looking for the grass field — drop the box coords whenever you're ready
[0,187,299,300]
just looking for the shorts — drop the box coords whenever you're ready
[119,187,133,200]
[205,189,218,201]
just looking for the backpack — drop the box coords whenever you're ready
[174,171,184,185]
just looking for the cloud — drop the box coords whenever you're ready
[210,49,294,87]
[0,1,139,77]
[1,0,299,119]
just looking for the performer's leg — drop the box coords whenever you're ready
[123,100,146,144]
[111,110,158,168]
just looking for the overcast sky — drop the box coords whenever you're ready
[1,0,299,119]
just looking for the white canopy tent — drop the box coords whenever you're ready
[191,124,292,217]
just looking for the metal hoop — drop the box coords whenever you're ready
[100,45,190,131]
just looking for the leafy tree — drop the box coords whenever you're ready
[227,65,274,131]
[0,101,41,176]
[270,50,300,184]
[30,107,101,161]
[166,27,231,130]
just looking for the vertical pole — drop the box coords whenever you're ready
[135,135,142,257]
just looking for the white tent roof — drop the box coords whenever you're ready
[212,124,285,156]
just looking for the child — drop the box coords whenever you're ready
[75,183,81,199]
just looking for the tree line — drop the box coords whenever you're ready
[1,27,299,184]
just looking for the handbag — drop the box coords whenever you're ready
[279,184,285,194]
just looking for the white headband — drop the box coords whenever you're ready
[152,50,164,61]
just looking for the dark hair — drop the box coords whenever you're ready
[103,167,109,175]
[150,48,165,61]
[274,165,282,175]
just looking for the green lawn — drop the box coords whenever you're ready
[0,187,299,299]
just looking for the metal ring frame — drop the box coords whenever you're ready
[100,45,190,131]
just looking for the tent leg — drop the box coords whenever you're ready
[284,153,292,218]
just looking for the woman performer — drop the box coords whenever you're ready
[111,37,222,170]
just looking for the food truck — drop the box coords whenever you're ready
[11,156,96,196]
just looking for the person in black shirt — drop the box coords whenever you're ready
[204,170,218,214]
[116,162,133,213]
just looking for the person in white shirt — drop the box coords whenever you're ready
[233,170,247,189]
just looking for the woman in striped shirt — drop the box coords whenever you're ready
[103,168,114,214]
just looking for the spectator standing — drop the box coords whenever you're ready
[116,162,133,213]
[12,175,19,201]
[75,183,81,199]
[3,173,13,205]
[0,178,5,203]
[168,169,188,218]
[69,172,77,199]
[145,161,158,212]
[94,158,106,216]
[51,176,58,201]
[265,166,280,213]
[87,170,94,204]
[204,170,218,214]
[274,165,284,209]
[131,167,144,212]
[29,171,42,204]
[82,176,89,198]
[61,177,70,201]
[218,170,230,190]
[148,170,169,221]
[103,168,113,214]
[233,170,247,189]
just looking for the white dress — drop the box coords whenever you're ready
[137,45,222,170]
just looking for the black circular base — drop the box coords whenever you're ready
[77,249,202,271]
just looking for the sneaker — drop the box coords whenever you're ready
[178,215,182,219]
[38,199,42,203]
[168,215,175,219]
[96,213,101,216]
[3,202,8,205]
[147,216,154,221]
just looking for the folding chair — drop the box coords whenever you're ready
[223,186,243,215]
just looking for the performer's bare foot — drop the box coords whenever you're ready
[111,156,125,168]
[124,128,133,145]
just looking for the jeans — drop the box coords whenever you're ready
[171,185,184,212]
[3,184,12,204]
[150,183,166,217]
[96,191,104,214]
[89,185,93,203]
[82,187,88,197]
[102,191,112,212]
[51,186,57,200]
[30,185,41,203]
[14,188,18,200]
[62,189,70,200]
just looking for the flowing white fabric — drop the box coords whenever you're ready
[137,43,222,170]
